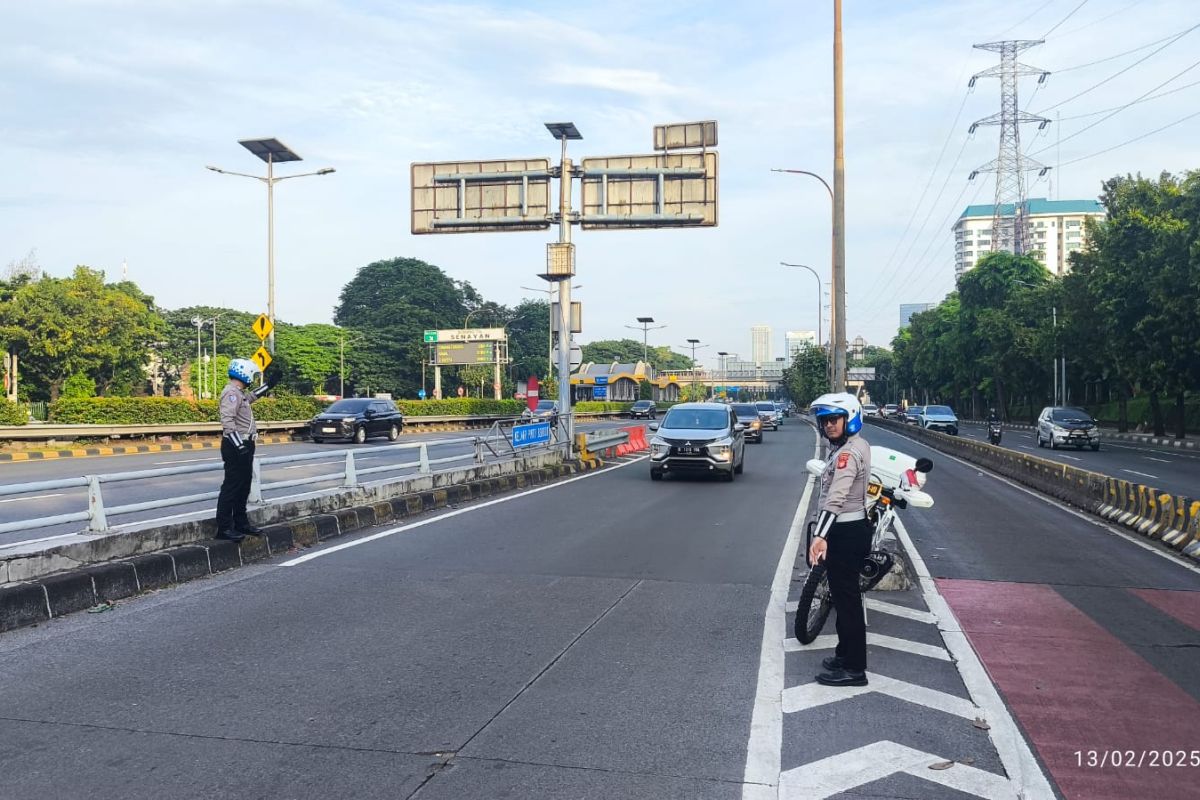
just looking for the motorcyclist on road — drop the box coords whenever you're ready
[987,407,1001,423]
[808,392,872,687]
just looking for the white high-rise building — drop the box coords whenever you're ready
[751,325,772,365]
[954,198,1105,278]
[785,330,817,363]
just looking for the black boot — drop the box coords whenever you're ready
[816,668,868,687]
[236,524,264,536]
[215,529,245,543]
[822,655,846,671]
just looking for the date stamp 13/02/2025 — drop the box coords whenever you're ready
[1075,750,1200,769]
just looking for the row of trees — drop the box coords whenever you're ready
[1,255,702,404]
[893,170,1199,437]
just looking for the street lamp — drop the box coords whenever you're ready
[1014,279,1063,406]
[773,162,845,391]
[780,262,824,354]
[684,338,708,397]
[207,310,231,400]
[207,137,336,355]
[336,328,366,399]
[624,316,667,368]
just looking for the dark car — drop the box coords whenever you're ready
[1036,406,1101,451]
[311,398,404,444]
[905,406,924,424]
[630,400,658,419]
[647,402,746,482]
[730,403,765,443]
[522,399,559,423]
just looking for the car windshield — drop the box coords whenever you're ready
[1052,407,1093,423]
[536,400,557,411]
[632,401,652,408]
[755,402,775,410]
[731,404,759,417]
[925,405,953,415]
[661,408,729,431]
[327,399,369,413]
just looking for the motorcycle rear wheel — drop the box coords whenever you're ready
[794,565,833,644]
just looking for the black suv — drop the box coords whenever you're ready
[311,398,404,444]
[630,400,658,419]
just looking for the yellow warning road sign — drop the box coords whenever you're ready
[252,313,274,341]
[251,346,272,371]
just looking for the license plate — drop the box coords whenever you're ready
[322,427,336,433]
[679,447,699,455]
[867,482,882,498]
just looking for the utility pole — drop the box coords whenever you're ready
[684,338,708,397]
[967,41,1050,255]
[832,0,847,392]
[625,316,667,368]
[191,316,204,400]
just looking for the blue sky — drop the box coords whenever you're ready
[2,0,1196,366]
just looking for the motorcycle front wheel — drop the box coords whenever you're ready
[794,565,833,644]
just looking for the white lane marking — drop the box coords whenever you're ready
[1145,457,1172,464]
[892,515,1057,798]
[741,431,819,800]
[0,531,81,550]
[865,597,939,624]
[780,740,1018,799]
[1055,453,1083,461]
[1122,468,1159,479]
[783,672,976,718]
[876,426,1200,576]
[785,633,951,661]
[153,457,219,465]
[0,492,64,505]
[280,456,648,566]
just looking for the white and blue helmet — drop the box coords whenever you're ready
[810,392,863,435]
[228,358,260,385]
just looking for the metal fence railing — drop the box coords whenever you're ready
[0,429,564,537]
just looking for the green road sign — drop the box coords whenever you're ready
[423,330,437,343]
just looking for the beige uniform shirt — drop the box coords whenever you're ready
[819,434,872,517]
[219,381,258,440]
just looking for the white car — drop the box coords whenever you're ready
[862,404,879,417]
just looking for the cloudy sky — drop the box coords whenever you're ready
[2,0,1196,367]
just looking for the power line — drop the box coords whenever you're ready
[1031,55,1200,156]
[996,0,1057,39]
[1043,0,1091,39]
[1053,29,1191,73]
[1053,0,1145,38]
[1057,108,1200,167]
[1035,22,1200,113]
[1057,78,1200,119]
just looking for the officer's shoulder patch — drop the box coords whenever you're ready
[836,452,850,469]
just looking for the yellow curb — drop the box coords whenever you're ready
[0,435,300,463]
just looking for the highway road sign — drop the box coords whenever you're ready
[423,330,438,343]
[411,158,552,234]
[434,341,496,365]
[252,314,273,341]
[251,346,272,371]
[579,151,717,229]
[594,386,608,399]
[511,421,551,448]
[653,120,718,151]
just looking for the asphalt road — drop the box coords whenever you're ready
[1,421,1195,798]
[0,421,628,550]
[925,420,1200,499]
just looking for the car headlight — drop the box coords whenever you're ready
[650,440,669,457]
[751,420,761,429]
[1052,425,1067,435]
[709,445,732,461]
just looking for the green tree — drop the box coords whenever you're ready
[581,339,691,370]
[781,344,829,407]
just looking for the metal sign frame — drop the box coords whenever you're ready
[579,151,718,229]
[411,158,552,234]
[653,120,718,151]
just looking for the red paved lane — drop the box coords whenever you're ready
[1131,587,1200,631]
[938,578,1200,800]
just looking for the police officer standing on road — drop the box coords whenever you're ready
[808,392,872,687]
[214,358,276,542]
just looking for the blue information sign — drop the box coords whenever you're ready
[511,421,551,448]
[593,386,608,399]
[594,375,608,385]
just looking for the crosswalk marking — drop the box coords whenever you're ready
[779,740,1018,799]
[783,672,980,719]
[786,632,952,661]
[866,597,939,623]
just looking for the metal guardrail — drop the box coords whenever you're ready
[0,411,627,442]
[0,430,562,537]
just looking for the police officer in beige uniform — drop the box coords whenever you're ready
[214,358,276,542]
[808,392,873,686]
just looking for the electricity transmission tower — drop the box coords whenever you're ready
[968,40,1050,255]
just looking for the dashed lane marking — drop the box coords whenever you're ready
[783,671,978,718]
[786,633,952,661]
[1122,468,1159,479]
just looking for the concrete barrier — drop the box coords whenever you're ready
[867,418,1200,562]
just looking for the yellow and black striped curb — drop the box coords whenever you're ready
[868,418,1200,562]
[0,463,584,634]
[0,434,302,463]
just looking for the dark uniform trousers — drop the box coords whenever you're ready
[826,518,873,672]
[215,438,255,531]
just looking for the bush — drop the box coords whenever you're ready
[1087,394,1200,434]
[61,373,97,399]
[0,397,28,426]
[574,401,633,413]
[48,396,329,424]
[396,398,525,417]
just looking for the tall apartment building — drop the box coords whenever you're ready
[900,303,934,329]
[784,330,817,363]
[751,325,772,365]
[954,198,1105,278]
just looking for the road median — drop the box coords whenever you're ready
[867,418,1200,562]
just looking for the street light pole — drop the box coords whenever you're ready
[624,316,667,368]
[831,0,848,392]
[684,338,708,397]
[207,138,335,356]
[191,316,204,400]
[780,262,824,356]
[522,283,582,386]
